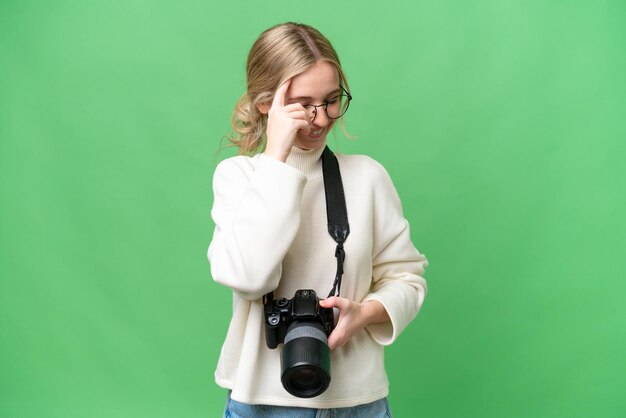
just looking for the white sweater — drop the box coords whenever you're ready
[208,145,428,408]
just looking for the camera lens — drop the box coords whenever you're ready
[287,367,326,393]
[280,322,331,398]
[293,368,318,388]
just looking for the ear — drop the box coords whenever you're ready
[256,102,270,114]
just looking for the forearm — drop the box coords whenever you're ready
[209,156,307,299]
[362,300,390,325]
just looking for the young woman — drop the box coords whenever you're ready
[208,22,428,417]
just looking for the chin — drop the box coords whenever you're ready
[295,136,327,150]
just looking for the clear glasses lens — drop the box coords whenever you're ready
[303,94,351,122]
[326,95,349,119]
[304,105,317,121]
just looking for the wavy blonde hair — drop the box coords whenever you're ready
[229,22,351,155]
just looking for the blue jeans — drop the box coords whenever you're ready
[223,392,392,417]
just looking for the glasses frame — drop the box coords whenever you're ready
[303,86,352,124]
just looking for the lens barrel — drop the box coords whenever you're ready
[280,322,331,398]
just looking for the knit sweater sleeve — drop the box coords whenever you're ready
[208,154,307,300]
[362,159,428,345]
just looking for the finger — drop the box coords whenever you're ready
[319,297,334,308]
[296,123,311,136]
[320,296,349,310]
[283,103,306,112]
[328,333,339,350]
[272,78,291,108]
[328,327,348,350]
[287,110,310,122]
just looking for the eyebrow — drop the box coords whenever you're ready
[288,88,342,102]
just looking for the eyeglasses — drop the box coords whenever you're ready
[302,86,352,124]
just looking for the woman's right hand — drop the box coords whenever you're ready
[263,79,311,162]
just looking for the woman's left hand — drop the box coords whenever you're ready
[319,297,390,350]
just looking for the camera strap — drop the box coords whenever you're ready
[321,146,350,298]
[263,146,350,308]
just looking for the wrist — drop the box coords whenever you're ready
[362,300,390,326]
[263,146,289,162]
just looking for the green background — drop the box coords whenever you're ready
[1,1,625,417]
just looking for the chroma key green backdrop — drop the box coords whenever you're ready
[1,1,625,417]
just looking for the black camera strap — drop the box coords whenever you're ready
[321,146,350,298]
[263,146,349,308]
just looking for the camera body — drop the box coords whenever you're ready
[264,289,335,349]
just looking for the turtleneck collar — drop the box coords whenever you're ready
[285,145,325,179]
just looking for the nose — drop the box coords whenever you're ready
[313,107,331,127]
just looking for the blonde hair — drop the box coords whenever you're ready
[229,22,351,155]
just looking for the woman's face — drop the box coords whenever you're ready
[284,60,341,150]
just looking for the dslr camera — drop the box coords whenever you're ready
[264,289,335,398]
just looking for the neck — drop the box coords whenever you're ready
[285,145,326,179]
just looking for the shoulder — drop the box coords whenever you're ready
[212,155,261,191]
[336,153,385,171]
[335,153,394,185]
[335,153,403,207]
[214,153,307,188]
[213,154,261,181]
[215,154,260,173]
